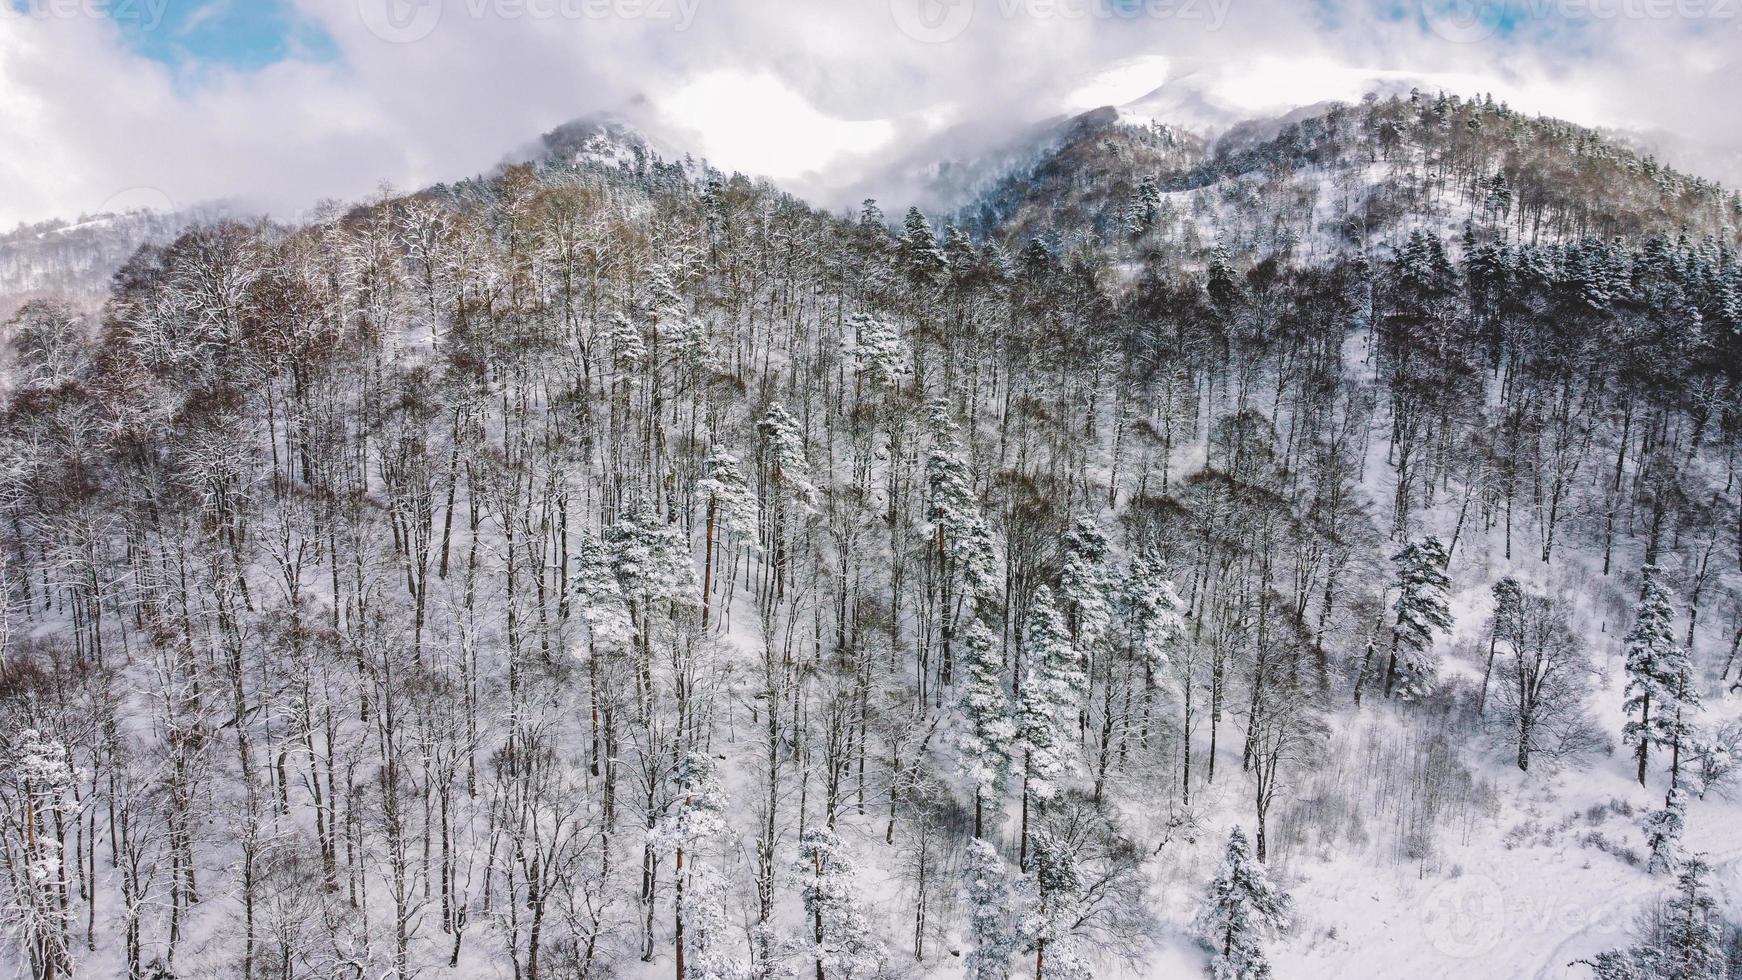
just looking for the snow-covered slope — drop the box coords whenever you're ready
[1109,58,1502,140]
[5,84,1742,980]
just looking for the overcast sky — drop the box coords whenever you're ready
[2,0,1739,228]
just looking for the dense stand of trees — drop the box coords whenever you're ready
[1,95,1740,980]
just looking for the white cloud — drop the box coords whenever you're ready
[1065,54,1172,111]
[0,0,1737,230]
[657,69,897,179]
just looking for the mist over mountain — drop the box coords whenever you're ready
[12,75,1736,311]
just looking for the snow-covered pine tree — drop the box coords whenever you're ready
[1479,576,1525,716]
[797,826,884,980]
[942,224,979,287]
[1018,586,1082,805]
[1623,564,1700,787]
[959,616,1017,838]
[1716,276,1741,334]
[979,239,1012,283]
[1193,826,1291,980]
[1207,244,1245,312]
[1059,517,1113,658]
[1056,518,1109,781]
[697,446,760,541]
[1123,174,1162,239]
[648,262,714,375]
[1025,830,1091,980]
[1660,681,1702,793]
[662,305,715,376]
[758,402,817,507]
[1578,950,1646,980]
[657,752,733,980]
[1017,586,1083,864]
[926,415,1000,610]
[1649,855,1725,979]
[1642,786,1688,875]
[1121,542,1185,680]
[1587,854,1724,979]
[607,309,648,365]
[606,507,702,613]
[933,398,1017,835]
[1484,172,1513,222]
[848,312,908,391]
[1017,237,1052,282]
[571,533,637,653]
[697,446,760,626]
[646,261,687,318]
[686,869,748,980]
[897,206,947,285]
[962,838,1019,980]
[858,197,883,230]
[658,750,729,850]
[927,401,1000,692]
[1384,537,1453,700]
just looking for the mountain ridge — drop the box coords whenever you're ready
[5,86,1739,318]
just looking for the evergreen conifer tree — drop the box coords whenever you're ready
[962,839,1019,980]
[657,753,733,980]
[1024,831,1091,980]
[798,827,883,980]
[959,617,1017,837]
[1059,517,1112,657]
[1651,856,1725,979]
[758,402,818,507]
[848,313,908,391]
[898,207,947,285]
[1017,587,1082,806]
[1624,565,1701,786]
[1643,787,1688,875]
[1384,537,1453,700]
[1193,827,1291,980]
[1121,543,1185,678]
[572,533,638,653]
[1586,855,1724,980]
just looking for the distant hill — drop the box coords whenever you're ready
[959,90,1742,260]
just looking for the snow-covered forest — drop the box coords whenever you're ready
[4,89,1742,980]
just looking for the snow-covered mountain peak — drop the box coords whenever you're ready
[1112,58,1461,142]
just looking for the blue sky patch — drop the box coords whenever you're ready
[102,0,339,71]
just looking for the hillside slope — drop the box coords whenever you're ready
[966,90,1742,263]
[1,94,1741,980]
